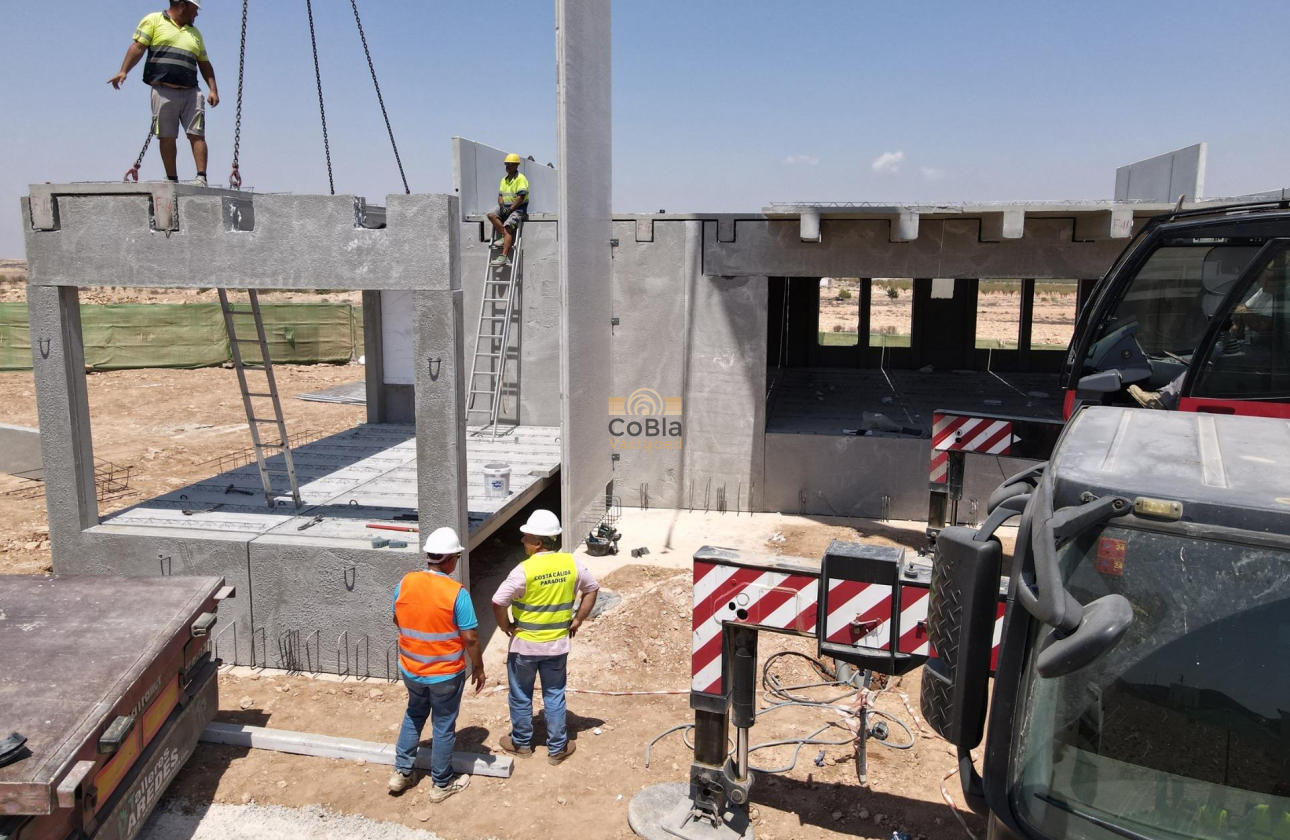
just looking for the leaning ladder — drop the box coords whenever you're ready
[465,220,524,441]
[217,289,302,509]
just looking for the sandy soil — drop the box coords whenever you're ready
[0,363,366,574]
[158,563,979,840]
[820,280,1077,348]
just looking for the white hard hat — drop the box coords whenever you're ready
[519,509,562,537]
[422,527,464,557]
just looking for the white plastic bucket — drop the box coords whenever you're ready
[483,463,511,498]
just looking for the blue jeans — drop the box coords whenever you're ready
[395,671,465,787]
[507,653,568,756]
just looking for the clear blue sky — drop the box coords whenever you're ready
[1,0,1287,257]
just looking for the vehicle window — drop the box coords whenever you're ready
[1193,249,1290,401]
[1086,243,1262,364]
[1011,527,1290,840]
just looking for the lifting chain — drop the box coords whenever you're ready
[304,0,335,195]
[123,130,153,183]
[229,0,249,189]
[349,0,410,194]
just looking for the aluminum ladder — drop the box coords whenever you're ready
[217,289,302,509]
[466,220,524,441]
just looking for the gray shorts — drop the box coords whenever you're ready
[492,205,528,229]
[151,85,205,138]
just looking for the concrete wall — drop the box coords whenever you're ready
[453,137,558,219]
[555,0,615,543]
[703,217,1140,279]
[459,219,562,426]
[1115,143,1207,202]
[763,434,929,520]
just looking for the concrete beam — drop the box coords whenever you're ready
[24,190,458,292]
[979,209,1025,242]
[1073,208,1134,241]
[556,0,615,544]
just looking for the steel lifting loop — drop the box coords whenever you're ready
[229,165,243,190]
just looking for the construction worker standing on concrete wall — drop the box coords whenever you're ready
[389,527,485,803]
[108,1,219,185]
[486,154,529,268]
[492,510,598,764]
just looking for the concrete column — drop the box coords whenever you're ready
[362,290,385,424]
[414,289,470,584]
[27,285,97,558]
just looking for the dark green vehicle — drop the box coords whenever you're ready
[921,405,1290,840]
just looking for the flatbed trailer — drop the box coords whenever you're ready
[0,575,231,840]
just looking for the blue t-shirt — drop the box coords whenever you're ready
[393,569,478,684]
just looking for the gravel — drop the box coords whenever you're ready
[140,801,480,840]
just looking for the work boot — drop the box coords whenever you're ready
[499,735,533,758]
[387,769,417,794]
[191,175,208,187]
[547,741,577,765]
[1127,384,1167,410]
[490,254,510,267]
[424,773,470,804]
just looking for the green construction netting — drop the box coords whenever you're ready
[0,302,363,371]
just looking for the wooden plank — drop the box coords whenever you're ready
[200,722,513,778]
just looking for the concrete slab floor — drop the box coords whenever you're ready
[96,423,561,550]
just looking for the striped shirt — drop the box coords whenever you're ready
[134,11,208,89]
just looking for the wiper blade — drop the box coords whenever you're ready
[1035,793,1155,840]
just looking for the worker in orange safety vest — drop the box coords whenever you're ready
[388,527,484,803]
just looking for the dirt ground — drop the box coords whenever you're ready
[161,563,981,840]
[819,279,1077,348]
[0,362,366,574]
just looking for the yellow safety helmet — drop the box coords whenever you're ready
[504,153,522,164]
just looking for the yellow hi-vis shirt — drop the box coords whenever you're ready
[511,552,577,643]
[499,173,530,208]
[134,11,208,89]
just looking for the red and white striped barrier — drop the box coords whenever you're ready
[929,413,1015,484]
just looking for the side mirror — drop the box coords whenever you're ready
[1036,594,1134,678]
[920,527,1003,750]
[1075,369,1123,394]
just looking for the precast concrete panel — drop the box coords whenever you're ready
[460,220,562,427]
[556,0,614,542]
[762,434,929,521]
[453,137,559,218]
[609,221,692,510]
[24,190,458,292]
[681,275,767,514]
[704,218,1137,280]
[1115,143,1206,202]
[381,291,416,386]
[248,539,416,675]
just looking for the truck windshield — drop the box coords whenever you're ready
[1083,241,1262,366]
[1010,525,1290,840]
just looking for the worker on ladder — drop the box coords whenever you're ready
[109,1,219,186]
[486,154,529,267]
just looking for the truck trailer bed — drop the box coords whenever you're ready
[0,575,228,840]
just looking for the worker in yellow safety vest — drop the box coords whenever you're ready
[486,153,530,268]
[491,509,598,764]
[109,1,220,185]
[389,527,485,803]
